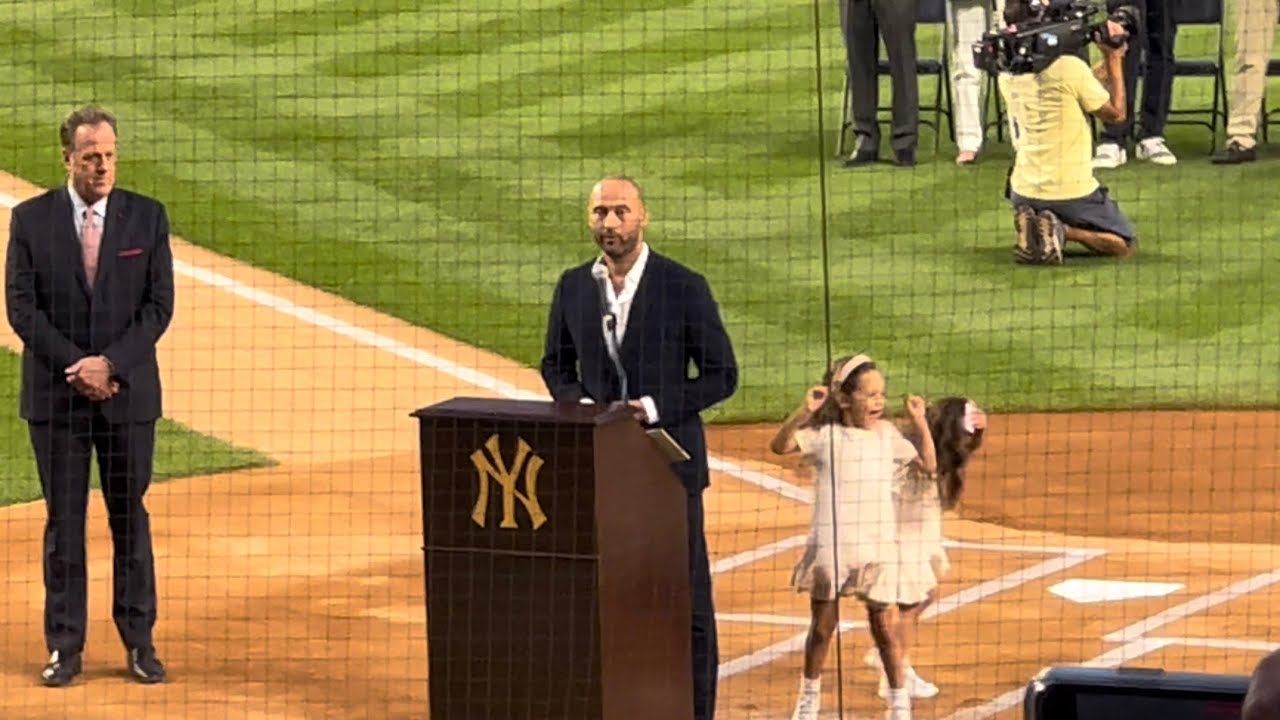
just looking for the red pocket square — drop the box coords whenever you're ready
[117,248,143,257]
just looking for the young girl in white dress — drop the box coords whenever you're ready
[864,396,989,700]
[770,354,937,720]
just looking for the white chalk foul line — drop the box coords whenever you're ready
[945,570,1280,720]
[718,548,1106,681]
[1103,568,1280,643]
[1,185,812,499]
[925,549,1105,621]
[172,258,821,505]
[711,534,808,575]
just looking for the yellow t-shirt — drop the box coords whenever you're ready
[1001,55,1111,201]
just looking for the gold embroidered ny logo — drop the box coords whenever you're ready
[470,434,548,530]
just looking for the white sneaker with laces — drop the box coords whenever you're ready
[1136,136,1177,165]
[790,689,820,720]
[1092,142,1127,168]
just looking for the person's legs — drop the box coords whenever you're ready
[1220,0,1277,159]
[1095,0,1144,167]
[1137,0,1176,140]
[687,491,717,720]
[1132,0,1179,164]
[844,0,883,161]
[874,0,921,162]
[790,596,839,720]
[1036,188,1137,258]
[29,416,94,686]
[868,601,912,718]
[94,417,160,661]
[949,0,991,161]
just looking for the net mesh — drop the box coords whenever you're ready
[0,0,1278,718]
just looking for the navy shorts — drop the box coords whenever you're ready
[1009,186,1137,248]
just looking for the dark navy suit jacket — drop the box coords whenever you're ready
[6,186,175,423]
[540,250,738,493]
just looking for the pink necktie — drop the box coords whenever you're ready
[81,208,101,288]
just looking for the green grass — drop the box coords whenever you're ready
[1,1,1279,419]
[0,351,273,507]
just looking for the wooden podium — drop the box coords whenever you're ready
[411,397,694,720]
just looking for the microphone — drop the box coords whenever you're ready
[591,262,630,403]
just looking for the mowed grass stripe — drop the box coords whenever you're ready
[2,7,1279,415]
[318,0,711,80]
[389,3,818,119]
[210,0,422,47]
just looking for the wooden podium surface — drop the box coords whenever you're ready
[412,398,693,719]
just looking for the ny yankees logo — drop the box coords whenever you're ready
[470,434,548,530]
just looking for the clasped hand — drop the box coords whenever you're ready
[65,356,118,401]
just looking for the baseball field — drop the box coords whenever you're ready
[1,0,1280,718]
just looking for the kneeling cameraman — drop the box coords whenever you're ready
[999,0,1136,264]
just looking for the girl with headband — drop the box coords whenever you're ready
[769,354,937,720]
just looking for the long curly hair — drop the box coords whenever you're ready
[925,397,986,511]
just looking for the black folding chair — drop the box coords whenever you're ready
[1165,0,1228,153]
[1262,59,1280,143]
[837,0,955,156]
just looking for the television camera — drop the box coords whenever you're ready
[972,0,1139,75]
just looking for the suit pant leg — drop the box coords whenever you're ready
[93,416,158,651]
[687,490,718,720]
[844,0,883,148]
[874,0,920,151]
[29,416,94,655]
[1137,0,1176,139]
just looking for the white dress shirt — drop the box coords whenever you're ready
[583,242,660,424]
[68,181,108,239]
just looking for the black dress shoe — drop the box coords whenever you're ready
[41,650,82,687]
[127,647,167,684]
[843,147,878,166]
[893,148,917,167]
[1211,140,1256,164]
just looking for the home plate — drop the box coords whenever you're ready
[1049,578,1184,604]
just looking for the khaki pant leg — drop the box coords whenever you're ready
[1226,0,1279,147]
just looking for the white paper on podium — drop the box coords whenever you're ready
[646,428,691,463]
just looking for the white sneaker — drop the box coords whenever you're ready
[1092,142,1127,168]
[907,668,939,698]
[1136,136,1177,165]
[877,667,939,699]
[790,690,820,720]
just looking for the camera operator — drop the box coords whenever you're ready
[1000,0,1137,264]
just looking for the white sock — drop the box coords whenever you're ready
[800,676,820,694]
[887,687,911,708]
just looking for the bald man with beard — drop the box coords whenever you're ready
[540,176,739,720]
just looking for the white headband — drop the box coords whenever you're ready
[832,354,872,387]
